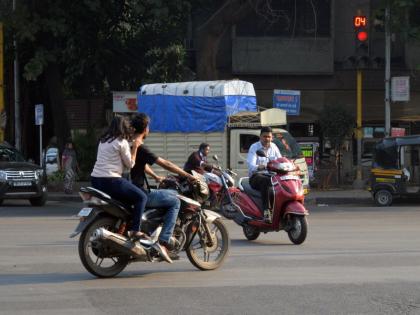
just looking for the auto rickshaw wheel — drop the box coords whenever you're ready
[374,189,393,207]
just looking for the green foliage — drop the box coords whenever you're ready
[1,0,195,97]
[376,0,420,40]
[47,169,65,184]
[73,129,98,181]
[319,105,355,150]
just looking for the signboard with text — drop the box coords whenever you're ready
[112,91,138,113]
[391,76,410,102]
[35,104,44,125]
[273,90,301,115]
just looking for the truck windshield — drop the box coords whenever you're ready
[272,132,303,159]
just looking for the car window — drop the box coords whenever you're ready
[0,147,26,162]
[240,134,260,153]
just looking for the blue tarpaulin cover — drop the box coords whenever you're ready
[138,80,257,132]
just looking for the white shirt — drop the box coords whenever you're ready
[247,141,282,176]
[91,138,134,178]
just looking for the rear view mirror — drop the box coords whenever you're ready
[256,149,267,158]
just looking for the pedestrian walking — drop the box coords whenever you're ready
[62,138,79,194]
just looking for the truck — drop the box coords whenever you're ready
[138,80,309,189]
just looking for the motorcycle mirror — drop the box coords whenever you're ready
[213,155,219,161]
[256,149,267,158]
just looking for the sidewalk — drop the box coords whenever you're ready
[47,182,373,205]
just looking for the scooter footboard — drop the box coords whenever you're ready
[283,201,309,216]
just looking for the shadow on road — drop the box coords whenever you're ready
[231,239,294,247]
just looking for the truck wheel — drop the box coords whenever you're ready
[374,189,393,207]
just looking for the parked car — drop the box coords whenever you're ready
[0,143,47,206]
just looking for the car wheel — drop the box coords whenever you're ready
[30,193,47,206]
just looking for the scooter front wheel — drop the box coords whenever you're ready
[243,225,260,240]
[287,215,308,245]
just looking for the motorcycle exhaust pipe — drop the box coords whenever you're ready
[93,228,147,258]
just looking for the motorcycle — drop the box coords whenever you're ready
[70,177,230,278]
[217,150,309,244]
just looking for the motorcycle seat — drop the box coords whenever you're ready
[80,187,129,212]
[240,178,262,199]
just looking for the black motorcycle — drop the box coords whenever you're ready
[70,180,230,278]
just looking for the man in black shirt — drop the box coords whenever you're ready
[130,113,196,263]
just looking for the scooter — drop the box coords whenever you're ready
[221,149,309,244]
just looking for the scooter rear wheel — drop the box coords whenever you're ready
[243,225,260,241]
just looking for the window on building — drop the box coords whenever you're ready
[236,0,331,37]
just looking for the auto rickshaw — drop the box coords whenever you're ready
[370,135,420,206]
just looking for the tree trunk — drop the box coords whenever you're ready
[44,63,71,149]
[195,0,261,80]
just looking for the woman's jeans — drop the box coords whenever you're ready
[91,177,147,231]
[146,189,181,243]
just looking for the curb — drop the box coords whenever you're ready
[305,197,373,205]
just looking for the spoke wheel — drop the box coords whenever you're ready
[78,217,129,278]
[186,219,230,271]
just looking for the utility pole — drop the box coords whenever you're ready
[356,70,362,182]
[0,23,5,143]
[384,1,391,136]
[13,0,21,150]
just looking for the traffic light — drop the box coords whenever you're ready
[353,15,369,67]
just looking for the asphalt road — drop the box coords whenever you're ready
[1,200,420,315]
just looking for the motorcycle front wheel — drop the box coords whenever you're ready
[78,217,129,278]
[287,215,308,245]
[186,218,230,270]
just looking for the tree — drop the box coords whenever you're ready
[319,104,355,185]
[0,0,193,155]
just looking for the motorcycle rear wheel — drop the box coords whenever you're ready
[287,215,308,245]
[78,217,129,278]
[186,218,230,270]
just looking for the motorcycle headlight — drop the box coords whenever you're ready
[0,170,6,181]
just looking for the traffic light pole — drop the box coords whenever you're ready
[356,69,363,182]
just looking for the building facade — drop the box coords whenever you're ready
[192,0,420,184]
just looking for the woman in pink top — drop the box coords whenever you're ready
[90,116,147,237]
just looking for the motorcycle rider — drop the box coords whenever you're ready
[184,143,213,175]
[246,126,282,223]
[90,115,148,241]
[130,113,197,263]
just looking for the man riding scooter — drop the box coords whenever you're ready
[246,126,282,223]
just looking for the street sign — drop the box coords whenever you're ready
[391,76,410,102]
[273,90,301,115]
[112,91,138,112]
[35,104,44,125]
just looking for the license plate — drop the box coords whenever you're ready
[279,175,300,181]
[12,181,32,187]
[77,207,93,217]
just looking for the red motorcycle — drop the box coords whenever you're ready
[219,150,309,244]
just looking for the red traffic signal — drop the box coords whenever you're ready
[357,31,368,42]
